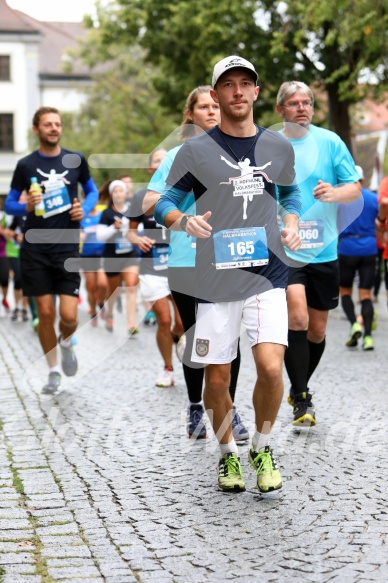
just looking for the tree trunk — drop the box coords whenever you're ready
[326,84,354,157]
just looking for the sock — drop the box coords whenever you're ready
[252,431,270,452]
[189,401,203,407]
[220,441,239,456]
[229,342,241,402]
[307,338,326,383]
[184,363,204,403]
[59,336,71,348]
[165,366,173,372]
[49,366,61,375]
[284,330,309,393]
[341,295,356,324]
[361,299,374,336]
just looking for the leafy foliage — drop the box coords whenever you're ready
[87,0,387,151]
[61,14,178,186]
[62,0,387,165]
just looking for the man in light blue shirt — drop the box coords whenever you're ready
[276,81,361,427]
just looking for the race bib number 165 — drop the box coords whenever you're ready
[213,226,269,269]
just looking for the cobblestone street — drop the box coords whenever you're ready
[0,290,387,582]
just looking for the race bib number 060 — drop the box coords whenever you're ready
[299,219,324,249]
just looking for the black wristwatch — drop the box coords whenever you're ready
[180,214,194,232]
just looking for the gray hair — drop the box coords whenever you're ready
[276,81,314,107]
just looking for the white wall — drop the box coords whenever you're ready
[0,39,89,194]
[40,85,89,113]
[0,39,40,153]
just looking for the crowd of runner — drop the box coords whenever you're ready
[1,56,388,494]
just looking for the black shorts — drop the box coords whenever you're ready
[288,260,339,310]
[8,256,22,290]
[0,256,9,287]
[80,256,103,272]
[20,248,81,297]
[339,254,376,289]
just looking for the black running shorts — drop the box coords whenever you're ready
[20,248,81,297]
[287,260,340,310]
[339,254,376,289]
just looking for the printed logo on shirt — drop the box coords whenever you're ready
[219,157,272,220]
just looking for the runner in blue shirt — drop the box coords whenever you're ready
[338,165,378,350]
[276,81,361,427]
[144,86,249,441]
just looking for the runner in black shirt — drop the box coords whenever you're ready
[5,107,98,394]
[96,180,140,334]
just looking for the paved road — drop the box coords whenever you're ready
[0,290,387,582]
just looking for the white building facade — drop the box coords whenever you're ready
[0,0,90,195]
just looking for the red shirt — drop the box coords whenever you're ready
[378,176,388,259]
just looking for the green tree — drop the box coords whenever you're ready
[61,22,178,187]
[93,0,387,154]
[264,0,388,152]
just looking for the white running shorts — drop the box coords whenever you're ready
[191,288,288,364]
[139,274,171,303]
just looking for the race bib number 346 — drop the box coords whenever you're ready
[42,180,72,219]
[213,227,269,270]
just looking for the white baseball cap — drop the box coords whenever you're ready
[212,55,258,88]
[355,165,364,180]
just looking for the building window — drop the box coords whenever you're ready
[0,114,14,151]
[0,56,10,81]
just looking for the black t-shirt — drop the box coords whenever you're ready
[11,148,90,253]
[130,187,170,276]
[166,125,296,302]
[99,203,138,259]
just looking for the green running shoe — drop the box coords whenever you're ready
[346,321,363,347]
[372,311,378,331]
[218,453,245,493]
[248,446,282,493]
[363,335,374,351]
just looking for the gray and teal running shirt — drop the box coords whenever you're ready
[155,125,301,303]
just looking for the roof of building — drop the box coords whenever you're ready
[0,0,40,32]
[0,0,90,78]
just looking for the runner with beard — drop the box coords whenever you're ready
[155,57,301,493]
[5,107,98,393]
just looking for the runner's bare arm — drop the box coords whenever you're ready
[313,180,361,203]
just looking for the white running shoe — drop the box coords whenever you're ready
[176,335,186,362]
[155,367,174,388]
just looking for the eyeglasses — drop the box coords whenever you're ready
[282,100,313,109]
